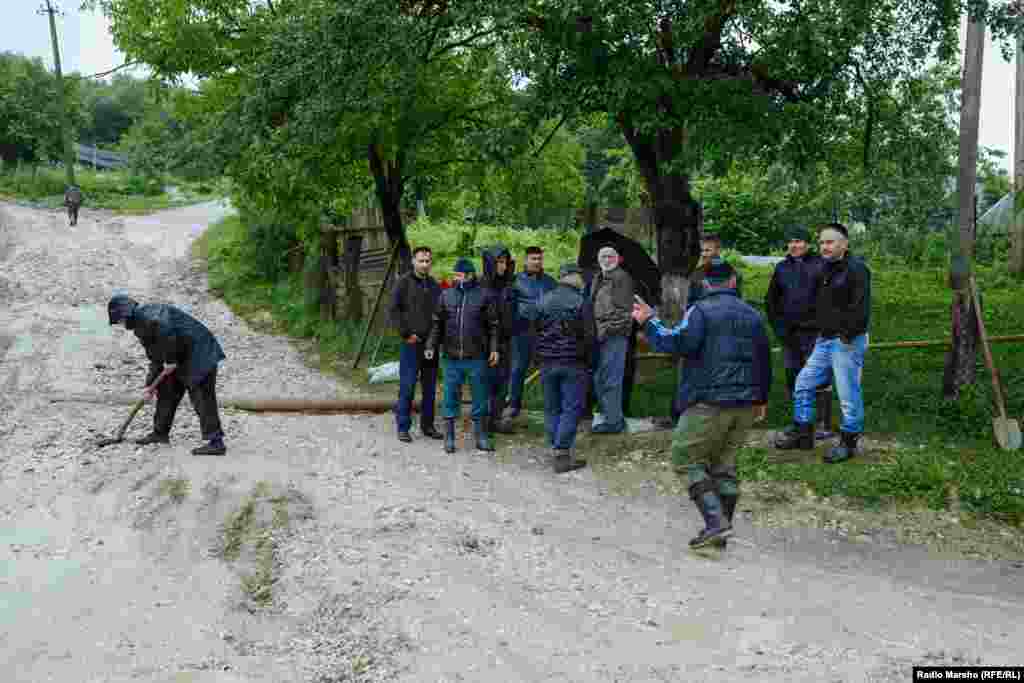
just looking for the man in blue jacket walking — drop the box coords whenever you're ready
[633,264,772,549]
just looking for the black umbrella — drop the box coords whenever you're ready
[578,227,661,305]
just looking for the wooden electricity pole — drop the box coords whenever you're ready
[39,0,76,187]
[1011,25,1024,276]
[943,16,985,398]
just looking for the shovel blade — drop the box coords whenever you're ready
[993,417,1022,451]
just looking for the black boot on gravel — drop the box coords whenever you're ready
[444,418,457,454]
[421,425,443,440]
[774,422,814,450]
[688,481,732,549]
[192,437,226,456]
[473,419,494,452]
[134,432,169,446]
[553,448,586,474]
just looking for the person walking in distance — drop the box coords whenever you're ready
[64,185,83,226]
[532,263,595,473]
[774,223,871,463]
[590,245,634,434]
[765,226,834,437]
[425,258,500,454]
[503,246,556,421]
[389,246,443,443]
[107,294,228,455]
[633,264,772,549]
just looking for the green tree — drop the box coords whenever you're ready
[0,52,84,166]
[504,1,1017,318]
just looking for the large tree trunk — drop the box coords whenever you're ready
[368,143,412,277]
[943,17,985,398]
[618,118,702,326]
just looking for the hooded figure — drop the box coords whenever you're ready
[480,245,516,434]
[108,294,227,455]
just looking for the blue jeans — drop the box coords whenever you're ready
[595,335,628,427]
[507,334,536,407]
[541,364,587,449]
[794,335,867,434]
[394,341,437,433]
[443,358,488,420]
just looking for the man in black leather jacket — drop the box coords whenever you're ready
[425,258,500,454]
[480,245,516,436]
[533,263,595,473]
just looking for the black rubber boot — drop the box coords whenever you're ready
[421,425,443,440]
[815,387,835,440]
[134,431,169,446]
[688,481,732,549]
[444,418,456,454]
[553,448,586,474]
[192,437,226,456]
[825,431,860,464]
[473,419,494,452]
[774,422,814,450]
[721,493,739,527]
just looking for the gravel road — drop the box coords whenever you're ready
[1,201,1022,683]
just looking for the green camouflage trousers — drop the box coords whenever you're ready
[671,403,757,496]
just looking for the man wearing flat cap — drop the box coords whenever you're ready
[530,263,595,473]
[775,222,871,463]
[425,257,500,454]
[107,294,227,455]
[765,226,833,436]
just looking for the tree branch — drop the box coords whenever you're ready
[531,113,570,158]
[429,26,503,61]
[686,0,738,76]
[75,61,142,80]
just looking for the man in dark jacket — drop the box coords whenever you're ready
[764,226,833,437]
[504,246,557,420]
[480,245,516,436]
[775,223,871,463]
[633,264,772,549]
[532,263,595,473]
[425,258,500,454]
[389,246,443,443]
[108,294,227,455]
[590,245,634,434]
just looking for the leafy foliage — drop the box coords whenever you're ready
[0,52,85,165]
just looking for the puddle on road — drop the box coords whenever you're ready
[0,525,83,627]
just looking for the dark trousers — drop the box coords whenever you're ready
[486,358,510,424]
[67,204,79,226]
[508,333,536,408]
[395,340,438,433]
[154,366,223,441]
[541,364,587,450]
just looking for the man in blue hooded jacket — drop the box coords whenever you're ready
[503,246,556,420]
[633,264,772,549]
[108,294,227,455]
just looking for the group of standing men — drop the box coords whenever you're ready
[634,221,871,549]
[389,243,638,473]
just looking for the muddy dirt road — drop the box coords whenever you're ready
[1,201,1022,682]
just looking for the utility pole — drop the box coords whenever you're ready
[1011,24,1024,276]
[38,0,76,187]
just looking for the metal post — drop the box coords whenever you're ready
[39,0,75,187]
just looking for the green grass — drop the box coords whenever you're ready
[0,165,221,213]
[197,212,1024,523]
